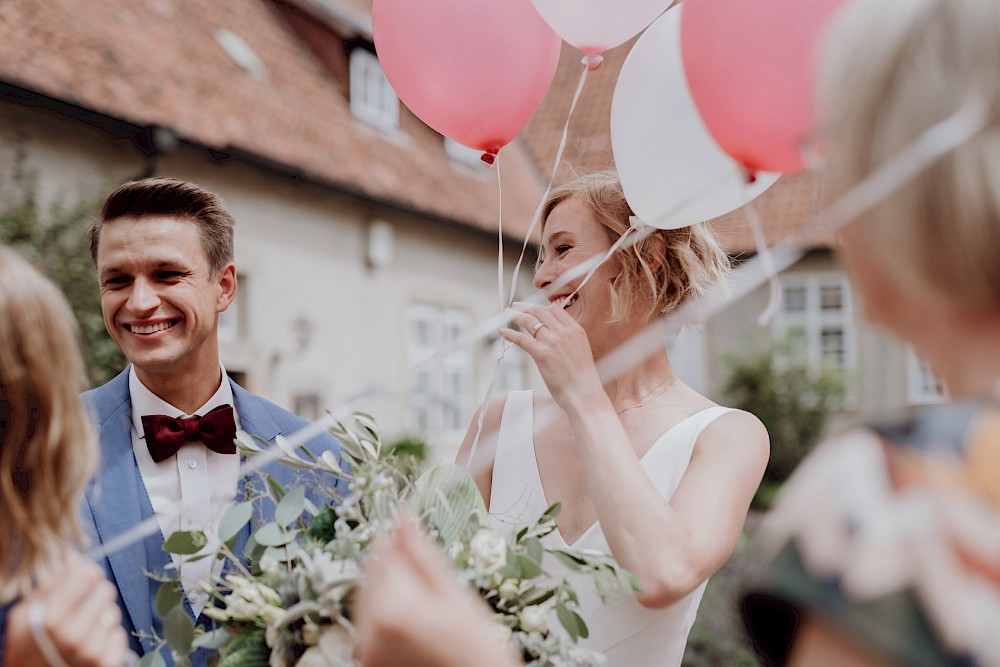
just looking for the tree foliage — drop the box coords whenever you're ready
[721,342,845,509]
[0,160,124,387]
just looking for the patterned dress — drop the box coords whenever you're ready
[742,402,1000,667]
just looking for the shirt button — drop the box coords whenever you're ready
[188,459,197,469]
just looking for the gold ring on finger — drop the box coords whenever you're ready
[530,322,546,339]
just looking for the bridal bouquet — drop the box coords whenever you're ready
[149,413,639,667]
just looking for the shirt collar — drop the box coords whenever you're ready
[129,364,236,436]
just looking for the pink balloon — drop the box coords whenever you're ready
[680,0,849,173]
[530,0,670,60]
[372,0,561,158]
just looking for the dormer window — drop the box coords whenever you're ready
[349,48,398,131]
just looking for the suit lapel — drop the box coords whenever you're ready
[85,370,169,642]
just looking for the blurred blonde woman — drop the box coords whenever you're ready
[741,1,1000,666]
[0,244,128,667]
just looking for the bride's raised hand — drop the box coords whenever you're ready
[502,302,604,411]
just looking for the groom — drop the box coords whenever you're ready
[80,177,342,665]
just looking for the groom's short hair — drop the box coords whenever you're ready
[88,177,236,276]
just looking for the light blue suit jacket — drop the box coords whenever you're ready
[79,368,343,666]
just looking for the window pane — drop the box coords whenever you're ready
[820,285,843,311]
[783,286,807,313]
[821,327,844,365]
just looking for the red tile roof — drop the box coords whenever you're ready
[522,41,826,253]
[0,0,543,239]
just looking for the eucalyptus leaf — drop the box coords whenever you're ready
[137,651,167,667]
[218,501,254,542]
[253,523,294,547]
[162,530,208,555]
[319,451,344,475]
[517,554,542,579]
[541,502,562,520]
[274,434,303,460]
[164,605,194,655]
[525,538,543,564]
[192,628,232,650]
[501,547,522,579]
[526,589,555,607]
[243,533,261,558]
[155,582,182,618]
[266,475,286,501]
[234,430,261,452]
[551,550,588,571]
[556,602,588,641]
[263,542,301,562]
[184,553,212,563]
[274,486,306,527]
[303,497,320,517]
[412,464,489,548]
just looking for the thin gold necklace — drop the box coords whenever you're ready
[615,376,676,415]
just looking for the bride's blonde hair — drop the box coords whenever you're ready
[541,170,730,323]
[0,245,98,602]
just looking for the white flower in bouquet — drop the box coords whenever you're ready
[519,605,550,634]
[498,579,520,601]
[299,549,361,616]
[259,554,282,576]
[469,528,507,573]
[215,575,284,625]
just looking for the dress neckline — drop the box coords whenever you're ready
[526,394,721,549]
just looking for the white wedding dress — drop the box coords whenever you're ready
[489,390,733,667]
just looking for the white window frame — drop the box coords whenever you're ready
[906,348,947,405]
[773,271,856,374]
[406,305,473,449]
[349,48,399,131]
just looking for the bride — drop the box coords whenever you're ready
[458,170,769,666]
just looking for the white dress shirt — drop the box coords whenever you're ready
[129,366,240,618]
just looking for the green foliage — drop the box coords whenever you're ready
[217,629,268,667]
[682,527,763,667]
[0,158,124,387]
[722,342,845,509]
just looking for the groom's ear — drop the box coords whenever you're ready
[216,263,238,312]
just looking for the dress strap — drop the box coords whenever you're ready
[488,391,542,531]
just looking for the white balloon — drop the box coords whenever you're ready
[611,6,780,230]
[530,0,670,56]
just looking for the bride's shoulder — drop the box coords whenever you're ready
[697,407,770,456]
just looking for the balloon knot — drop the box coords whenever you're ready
[742,167,758,185]
[581,54,604,71]
[480,151,496,165]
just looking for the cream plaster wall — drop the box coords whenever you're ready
[0,99,539,464]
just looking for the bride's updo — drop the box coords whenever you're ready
[541,170,731,323]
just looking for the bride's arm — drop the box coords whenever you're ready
[503,303,769,610]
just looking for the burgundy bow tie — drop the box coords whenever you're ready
[141,404,238,463]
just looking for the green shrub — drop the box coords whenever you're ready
[721,343,845,509]
[0,160,125,387]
